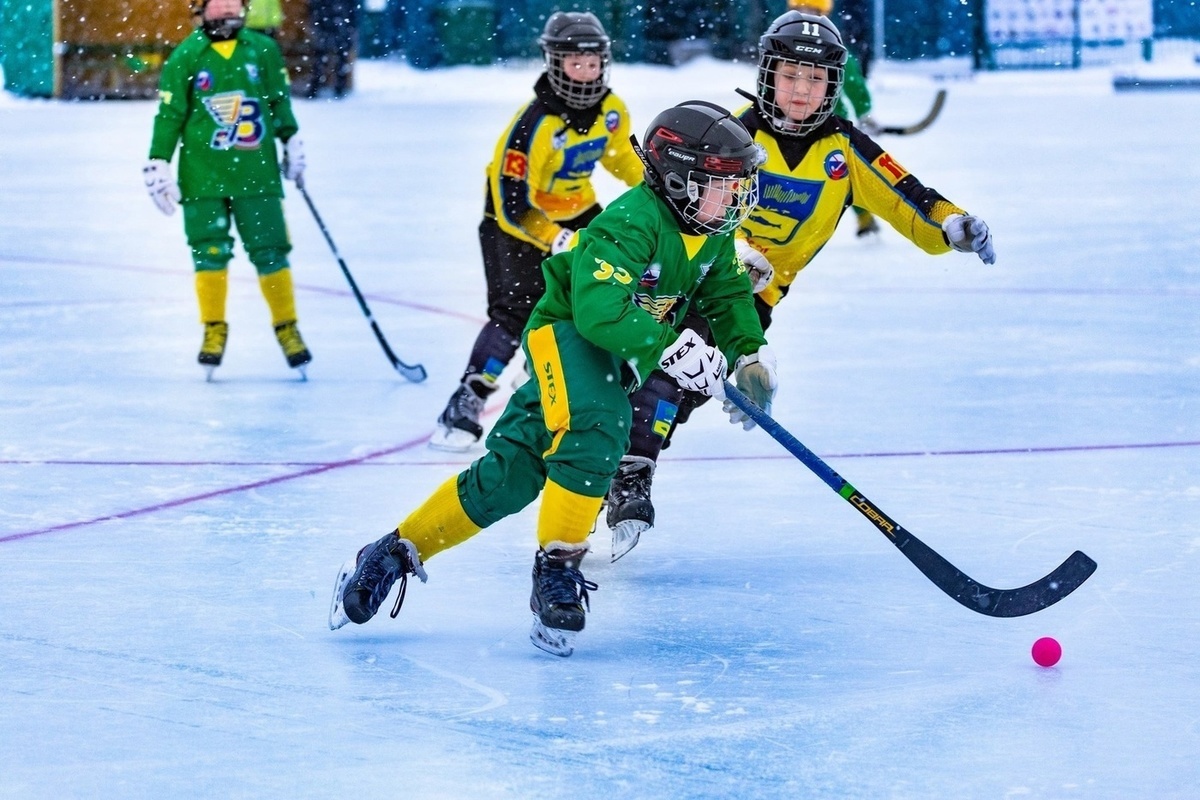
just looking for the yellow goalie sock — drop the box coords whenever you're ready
[537,480,603,552]
[397,475,482,561]
[195,269,228,324]
[258,268,298,327]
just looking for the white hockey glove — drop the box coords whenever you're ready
[735,238,774,293]
[550,227,575,255]
[659,328,727,398]
[282,137,306,185]
[942,213,996,265]
[723,346,778,430]
[142,158,181,216]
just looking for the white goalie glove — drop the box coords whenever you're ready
[942,213,996,265]
[723,346,778,430]
[142,159,181,216]
[658,328,727,398]
[282,137,306,185]
[735,238,774,293]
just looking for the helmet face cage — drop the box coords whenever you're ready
[540,12,612,110]
[643,103,764,236]
[544,48,611,110]
[756,12,848,137]
[757,56,844,136]
[679,168,760,236]
[192,0,245,39]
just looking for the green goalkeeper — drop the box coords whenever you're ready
[144,0,311,379]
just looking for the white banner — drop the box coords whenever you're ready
[987,0,1153,44]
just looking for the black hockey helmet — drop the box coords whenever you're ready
[637,101,763,236]
[756,11,847,137]
[539,11,612,110]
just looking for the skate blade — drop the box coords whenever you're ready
[427,426,479,453]
[530,618,577,657]
[203,365,216,382]
[295,365,308,381]
[610,519,650,563]
[328,559,355,630]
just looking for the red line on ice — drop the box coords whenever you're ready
[0,434,432,545]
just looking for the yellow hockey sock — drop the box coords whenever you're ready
[397,475,482,561]
[195,269,228,324]
[258,268,298,327]
[537,480,603,552]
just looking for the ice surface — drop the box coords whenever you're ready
[2,57,1198,798]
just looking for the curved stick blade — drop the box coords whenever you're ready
[895,527,1097,617]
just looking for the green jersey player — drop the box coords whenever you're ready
[328,102,778,657]
[144,0,311,379]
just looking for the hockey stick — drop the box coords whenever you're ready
[722,381,1097,617]
[296,182,427,382]
[874,88,947,136]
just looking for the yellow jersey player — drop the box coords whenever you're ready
[429,11,644,451]
[604,10,995,560]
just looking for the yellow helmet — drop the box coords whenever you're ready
[787,0,834,14]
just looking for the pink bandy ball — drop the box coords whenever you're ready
[1031,636,1062,667]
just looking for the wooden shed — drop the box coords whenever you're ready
[0,0,325,99]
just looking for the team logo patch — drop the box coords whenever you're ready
[638,263,662,289]
[824,150,848,180]
[748,173,825,245]
[202,91,266,150]
[555,138,606,180]
[195,70,213,91]
[605,110,620,133]
[502,149,528,180]
[631,293,679,323]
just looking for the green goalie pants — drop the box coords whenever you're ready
[457,321,632,535]
[183,196,297,325]
[183,195,291,276]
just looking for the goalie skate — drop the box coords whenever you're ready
[198,321,228,382]
[328,558,355,630]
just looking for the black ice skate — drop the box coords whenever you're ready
[329,530,427,630]
[529,547,598,657]
[197,321,229,381]
[605,455,656,562]
[429,375,493,453]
